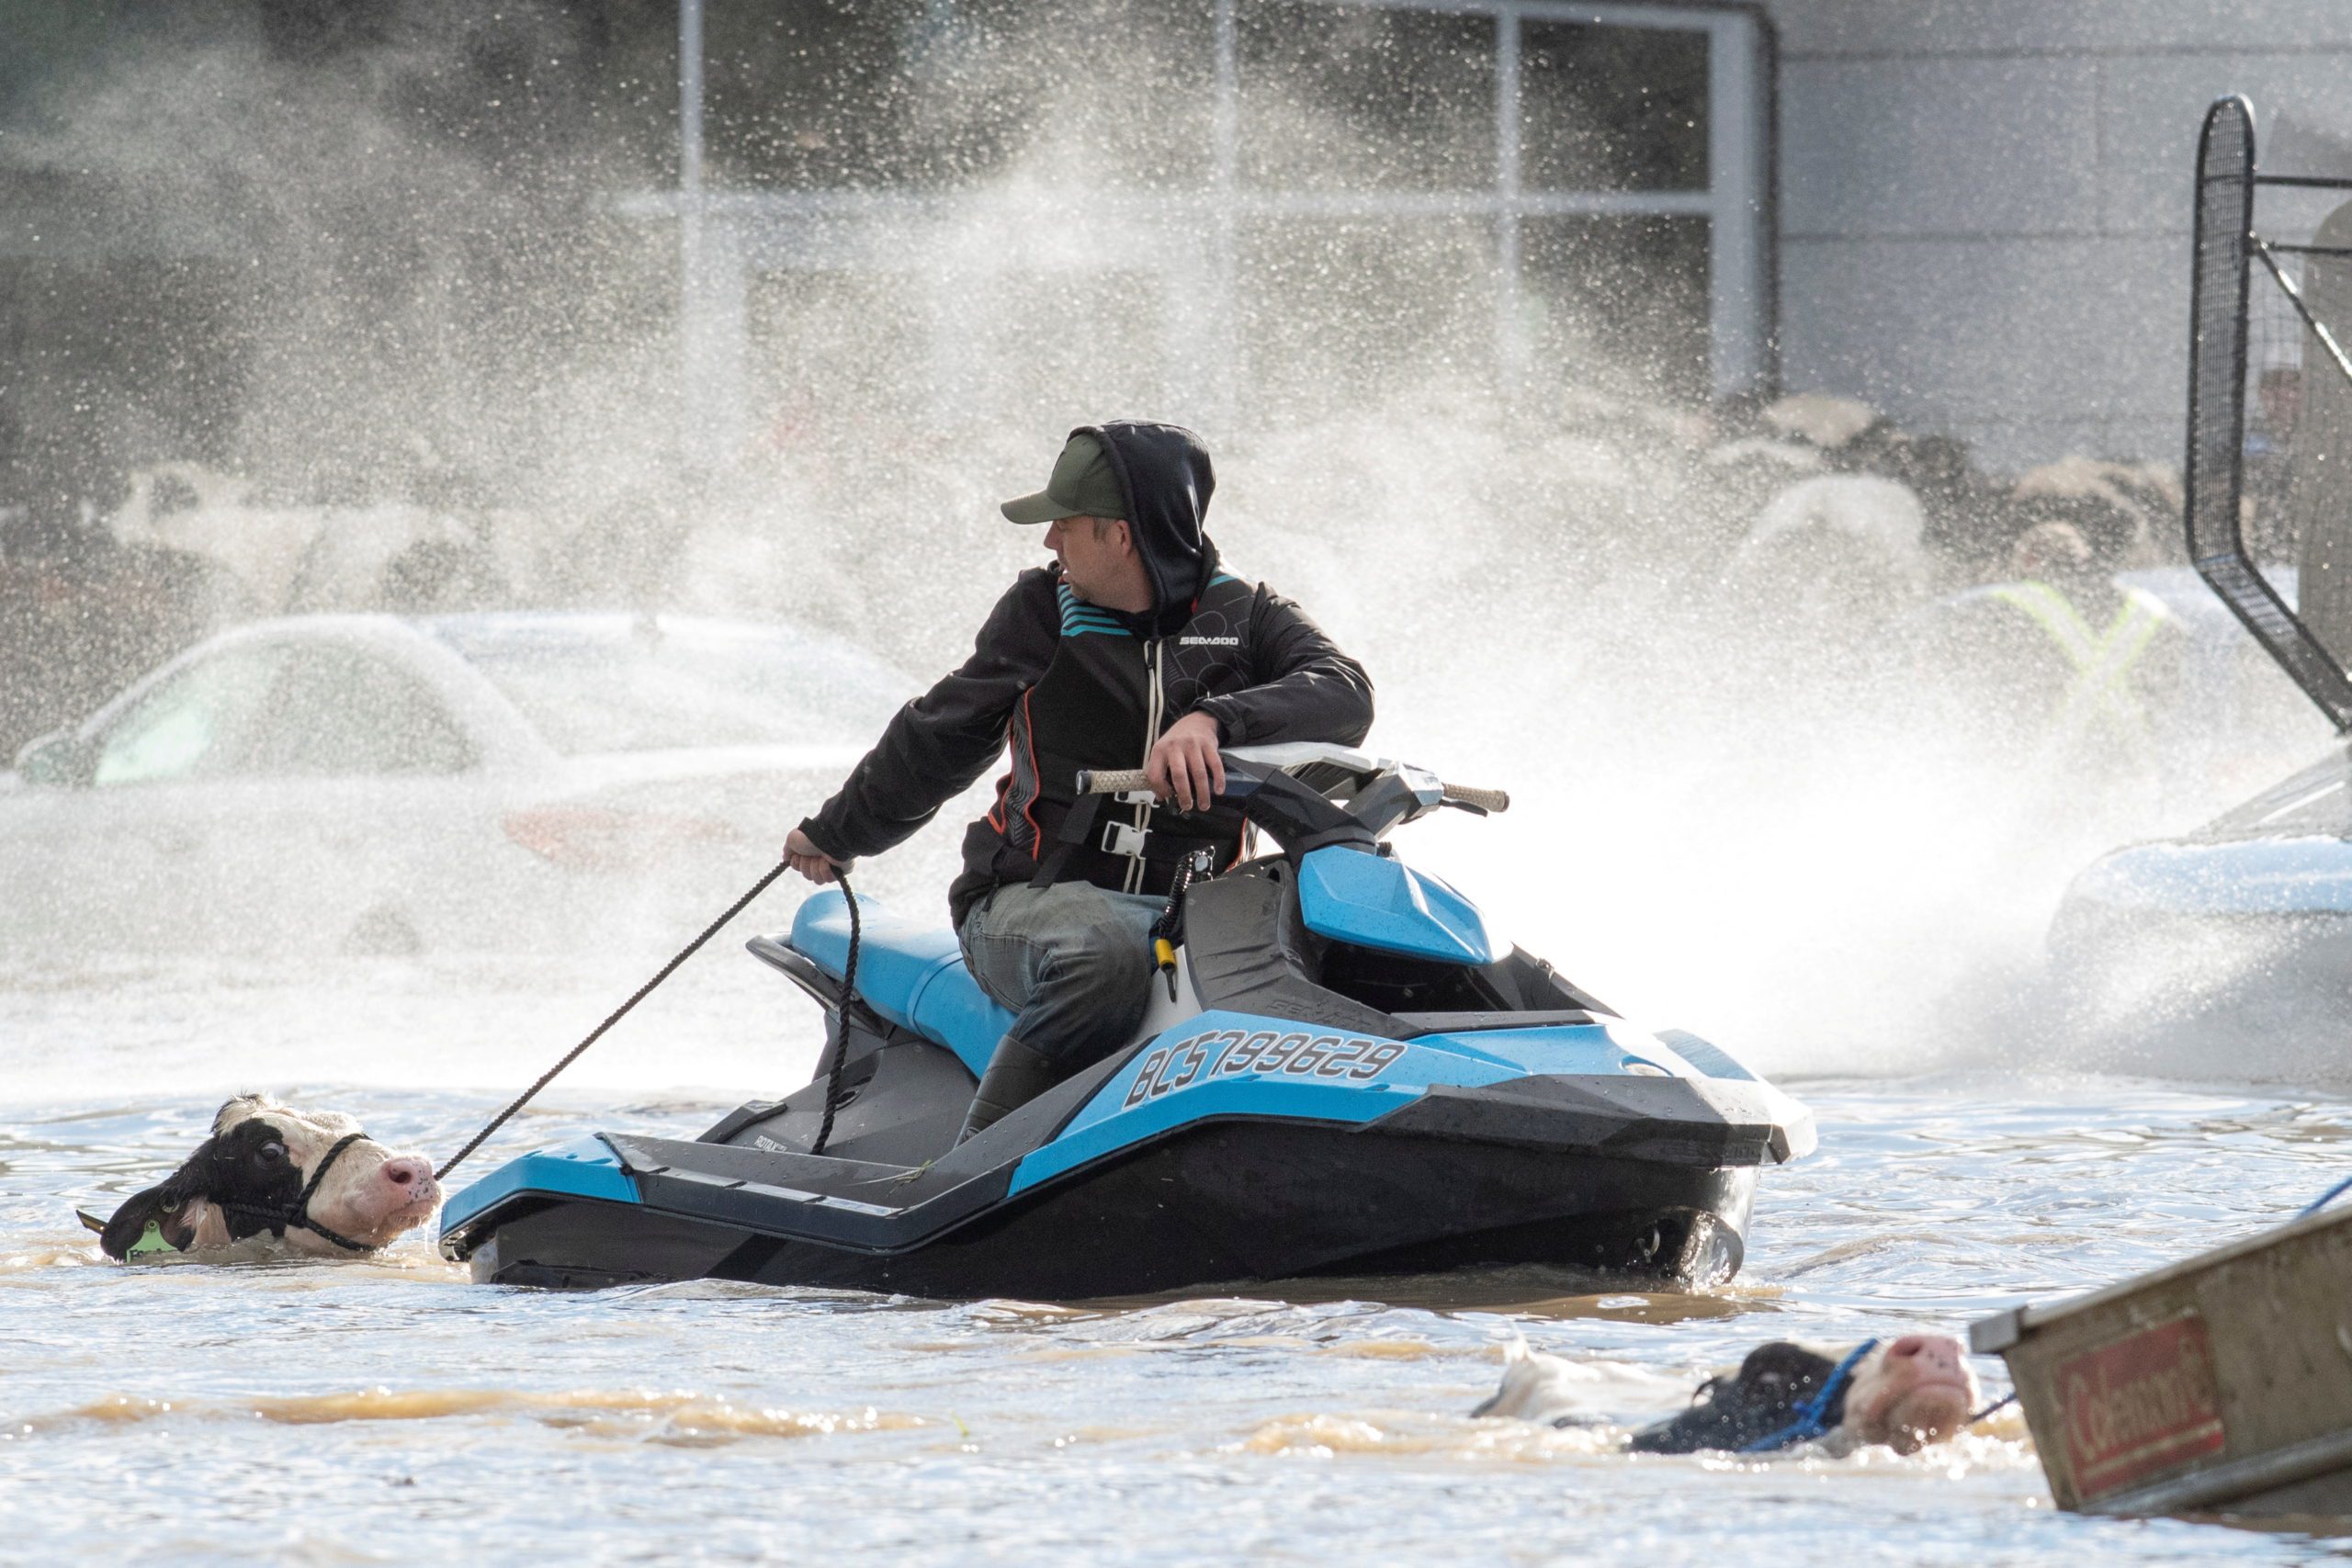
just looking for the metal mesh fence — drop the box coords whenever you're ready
[2264,209,2352,658]
[2185,95,2352,730]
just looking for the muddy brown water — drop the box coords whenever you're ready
[3,957,2350,1564]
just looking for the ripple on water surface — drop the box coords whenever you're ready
[1,1077,2347,1564]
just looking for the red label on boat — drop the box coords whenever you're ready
[2057,1312,2227,1499]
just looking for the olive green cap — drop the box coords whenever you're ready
[1000,432,1127,524]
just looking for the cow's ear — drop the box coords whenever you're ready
[1741,1343,1829,1392]
[98,1144,212,1260]
[99,1182,189,1259]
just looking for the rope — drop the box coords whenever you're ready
[435,859,792,1183]
[808,874,861,1156]
[1969,1392,2019,1425]
[2300,1172,2352,1218]
[1148,852,1200,1002]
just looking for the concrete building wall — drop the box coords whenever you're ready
[1762,0,2352,472]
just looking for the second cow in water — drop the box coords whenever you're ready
[1476,1333,1982,1456]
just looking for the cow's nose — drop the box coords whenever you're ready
[381,1157,428,1190]
[1887,1334,1962,1370]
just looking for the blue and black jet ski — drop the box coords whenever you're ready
[439,745,1815,1297]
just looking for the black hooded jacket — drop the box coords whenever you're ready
[799,420,1374,926]
[1089,418,1216,630]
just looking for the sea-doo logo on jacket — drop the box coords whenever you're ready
[988,571,1265,897]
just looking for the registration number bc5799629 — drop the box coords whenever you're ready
[1120,1028,1408,1109]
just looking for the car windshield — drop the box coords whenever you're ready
[92,644,287,785]
[434,616,910,755]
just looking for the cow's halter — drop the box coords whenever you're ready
[214,1132,378,1254]
[1738,1338,1879,1453]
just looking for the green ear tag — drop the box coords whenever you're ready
[126,1220,177,1258]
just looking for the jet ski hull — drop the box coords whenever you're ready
[453,1118,1757,1297]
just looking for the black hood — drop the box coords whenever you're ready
[1075,420,1218,624]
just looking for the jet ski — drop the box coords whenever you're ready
[439,744,1815,1298]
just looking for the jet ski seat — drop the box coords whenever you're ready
[788,890,1012,1079]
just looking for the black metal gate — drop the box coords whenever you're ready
[2185,94,2352,731]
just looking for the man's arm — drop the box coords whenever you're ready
[794,571,1058,870]
[1191,586,1374,749]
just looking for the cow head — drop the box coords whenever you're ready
[1628,1336,1979,1456]
[96,1095,441,1259]
[1837,1334,1980,1453]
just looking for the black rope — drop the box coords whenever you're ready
[808,874,861,1156]
[1150,856,1195,944]
[1969,1391,2019,1425]
[1148,853,1199,1002]
[436,859,793,1183]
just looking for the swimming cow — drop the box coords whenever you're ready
[79,1095,442,1259]
[1476,1334,1981,1457]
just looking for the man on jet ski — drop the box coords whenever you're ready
[782,421,1374,1141]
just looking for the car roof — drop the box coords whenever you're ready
[70,610,910,766]
[418,608,889,649]
[427,608,909,672]
[71,613,546,769]
[188,609,908,687]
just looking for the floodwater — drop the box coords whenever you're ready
[4,957,2350,1565]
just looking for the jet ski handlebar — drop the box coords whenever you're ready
[1441,783,1511,814]
[1074,767,1154,795]
[1073,765,1510,815]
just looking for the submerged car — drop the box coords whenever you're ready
[0,612,910,957]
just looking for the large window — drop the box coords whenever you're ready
[1519,18,1711,193]
[661,0,1771,447]
[1237,4,1499,193]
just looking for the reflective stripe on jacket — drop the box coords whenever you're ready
[1982,580,2170,746]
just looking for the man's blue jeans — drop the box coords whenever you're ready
[957,881,1164,1069]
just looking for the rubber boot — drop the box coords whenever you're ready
[956,1035,1062,1145]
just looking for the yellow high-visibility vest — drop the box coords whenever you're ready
[1984,580,2171,748]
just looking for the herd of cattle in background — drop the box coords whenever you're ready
[0,388,2224,773]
